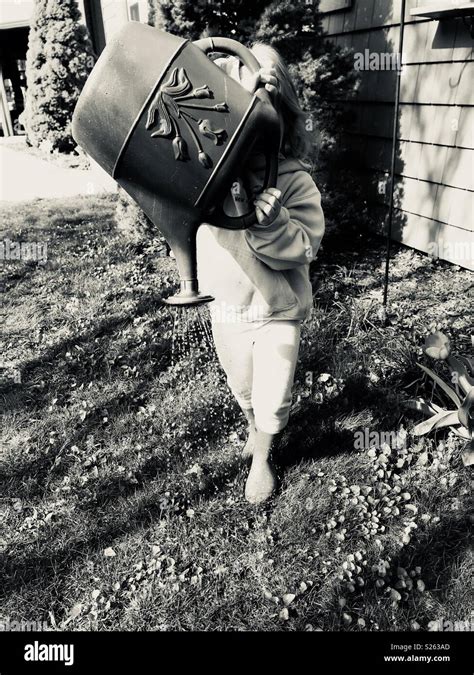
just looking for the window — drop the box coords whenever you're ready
[319,0,352,12]
[128,2,140,22]
[410,1,474,19]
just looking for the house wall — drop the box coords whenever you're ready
[0,0,149,136]
[0,1,34,29]
[97,0,148,40]
[0,0,147,35]
[321,0,473,270]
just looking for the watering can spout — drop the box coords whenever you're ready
[72,23,281,307]
[119,179,213,306]
[161,242,214,306]
[162,247,215,306]
[166,280,214,307]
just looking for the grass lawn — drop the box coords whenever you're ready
[0,194,472,631]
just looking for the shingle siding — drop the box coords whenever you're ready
[321,0,473,269]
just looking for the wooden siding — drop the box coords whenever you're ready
[321,0,473,270]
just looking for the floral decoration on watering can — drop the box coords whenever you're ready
[146,67,229,168]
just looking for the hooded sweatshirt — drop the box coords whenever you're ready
[196,154,325,323]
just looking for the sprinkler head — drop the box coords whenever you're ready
[163,279,214,307]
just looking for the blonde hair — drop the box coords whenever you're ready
[250,42,312,162]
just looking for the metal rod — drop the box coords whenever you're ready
[383,0,406,307]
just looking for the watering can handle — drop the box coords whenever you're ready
[193,37,280,230]
[193,36,263,75]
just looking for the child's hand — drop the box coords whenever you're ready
[254,188,282,228]
[257,67,279,97]
[241,67,279,100]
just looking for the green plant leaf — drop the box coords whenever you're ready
[458,355,474,375]
[413,410,459,436]
[433,411,461,430]
[417,363,462,408]
[405,399,436,416]
[461,439,474,467]
[447,355,474,395]
[458,389,474,429]
[449,426,470,440]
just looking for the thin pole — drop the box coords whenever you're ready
[383,0,406,307]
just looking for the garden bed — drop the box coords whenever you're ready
[0,194,472,631]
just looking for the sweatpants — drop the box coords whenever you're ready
[211,318,302,434]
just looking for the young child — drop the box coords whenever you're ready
[196,43,325,504]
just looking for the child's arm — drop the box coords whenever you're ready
[244,172,325,271]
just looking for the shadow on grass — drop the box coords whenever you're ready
[75,394,241,510]
[278,372,403,470]
[391,512,472,624]
[1,293,172,417]
[0,446,244,606]
[1,381,157,500]
[1,357,237,507]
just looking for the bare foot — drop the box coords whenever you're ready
[241,424,256,460]
[244,456,277,504]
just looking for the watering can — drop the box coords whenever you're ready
[72,22,281,305]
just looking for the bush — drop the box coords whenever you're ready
[150,0,269,43]
[295,47,372,238]
[24,0,94,153]
[114,187,168,253]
